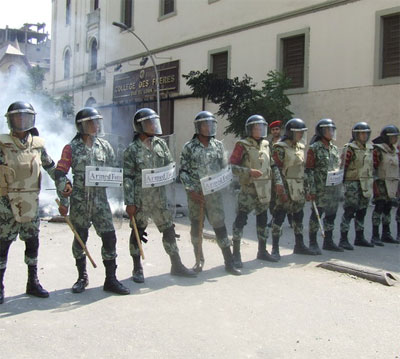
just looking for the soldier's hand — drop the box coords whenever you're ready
[58,205,69,216]
[250,169,263,178]
[189,191,205,204]
[305,193,316,202]
[62,182,73,197]
[126,205,138,218]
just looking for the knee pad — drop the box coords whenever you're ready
[214,226,228,239]
[76,227,89,242]
[25,236,39,258]
[344,207,355,220]
[256,211,268,228]
[162,226,176,243]
[355,208,367,221]
[374,200,385,214]
[273,210,286,226]
[234,211,248,229]
[292,210,304,223]
[325,214,336,225]
[101,231,117,252]
[383,203,392,215]
[0,240,12,258]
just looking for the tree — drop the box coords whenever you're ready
[183,70,293,138]
[28,65,46,92]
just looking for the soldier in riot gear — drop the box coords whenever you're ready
[305,119,344,253]
[124,108,196,282]
[180,111,241,275]
[230,115,285,266]
[370,125,400,245]
[271,118,317,258]
[339,122,374,249]
[56,107,130,295]
[0,101,65,303]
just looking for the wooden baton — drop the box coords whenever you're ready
[130,215,145,260]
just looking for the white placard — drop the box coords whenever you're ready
[326,169,344,186]
[142,162,176,188]
[200,166,233,195]
[85,166,123,187]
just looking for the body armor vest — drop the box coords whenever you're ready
[0,133,44,222]
[374,143,399,199]
[344,142,373,198]
[275,140,305,201]
[238,138,271,203]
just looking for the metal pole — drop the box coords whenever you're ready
[112,22,160,115]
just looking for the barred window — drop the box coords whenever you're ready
[211,51,228,79]
[382,13,400,78]
[282,34,305,89]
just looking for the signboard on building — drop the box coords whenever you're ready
[113,60,179,104]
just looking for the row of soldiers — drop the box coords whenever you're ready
[0,101,398,303]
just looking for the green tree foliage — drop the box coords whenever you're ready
[183,70,293,138]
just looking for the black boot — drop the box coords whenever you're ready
[271,236,281,260]
[257,239,278,262]
[72,257,89,293]
[371,225,384,246]
[0,268,5,304]
[221,247,241,276]
[354,230,374,247]
[103,260,130,295]
[132,255,144,283]
[293,234,317,255]
[232,240,243,268]
[397,222,400,242]
[192,243,205,273]
[309,232,322,255]
[26,265,49,298]
[170,253,197,277]
[381,224,399,244]
[339,232,354,250]
[322,231,344,252]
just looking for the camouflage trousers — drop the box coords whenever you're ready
[272,197,305,237]
[233,186,269,243]
[129,204,176,257]
[340,181,370,233]
[0,196,40,268]
[188,191,230,249]
[371,200,393,227]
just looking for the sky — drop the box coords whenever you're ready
[0,0,52,35]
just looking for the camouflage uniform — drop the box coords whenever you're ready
[339,141,374,247]
[123,135,178,256]
[179,136,230,259]
[56,135,118,261]
[230,137,283,263]
[305,139,343,252]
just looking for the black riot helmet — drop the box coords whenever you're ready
[194,111,217,137]
[380,124,400,145]
[284,118,308,143]
[351,122,371,143]
[133,108,162,136]
[75,107,104,137]
[245,115,268,139]
[315,118,336,141]
[5,101,36,132]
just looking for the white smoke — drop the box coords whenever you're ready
[0,69,75,216]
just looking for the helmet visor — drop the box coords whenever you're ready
[195,120,217,137]
[7,112,35,132]
[388,134,399,145]
[321,127,336,141]
[353,131,370,143]
[79,118,105,137]
[246,123,267,139]
[291,129,307,145]
[141,117,162,136]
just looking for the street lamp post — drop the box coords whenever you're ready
[112,21,160,115]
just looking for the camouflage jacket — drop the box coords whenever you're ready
[123,136,173,207]
[179,136,227,193]
[305,139,340,195]
[55,135,116,207]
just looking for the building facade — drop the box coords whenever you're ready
[49,0,400,154]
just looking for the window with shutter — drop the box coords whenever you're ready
[163,0,175,15]
[382,14,400,78]
[212,52,228,79]
[123,0,133,28]
[282,35,305,89]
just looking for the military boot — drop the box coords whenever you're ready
[221,247,241,276]
[257,239,278,262]
[371,225,384,247]
[271,236,281,260]
[397,222,400,243]
[309,232,322,255]
[354,230,374,247]
[232,240,243,268]
[322,231,344,252]
[0,268,5,304]
[293,234,317,255]
[339,232,354,250]
[132,255,144,283]
[103,260,130,295]
[192,243,205,273]
[72,257,89,293]
[381,224,399,244]
[26,265,49,298]
[170,253,197,277]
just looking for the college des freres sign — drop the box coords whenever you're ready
[113,60,179,104]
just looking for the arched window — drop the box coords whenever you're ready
[64,49,71,79]
[90,38,98,71]
[85,97,97,107]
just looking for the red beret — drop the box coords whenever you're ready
[269,120,282,128]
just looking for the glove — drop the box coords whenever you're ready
[305,193,316,202]
[58,205,69,216]
[126,205,138,218]
[62,182,73,198]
